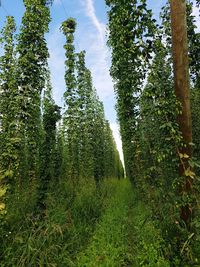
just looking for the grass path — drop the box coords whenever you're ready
[1,179,170,266]
[75,179,169,267]
[75,179,134,267]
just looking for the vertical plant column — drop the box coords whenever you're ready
[61,18,79,181]
[138,37,182,229]
[92,95,107,184]
[76,51,93,178]
[16,0,51,192]
[38,70,61,212]
[106,0,155,181]
[0,16,17,216]
[81,68,97,179]
[170,0,193,226]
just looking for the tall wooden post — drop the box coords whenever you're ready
[170,0,193,227]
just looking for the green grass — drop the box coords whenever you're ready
[0,178,109,266]
[76,179,133,267]
[0,178,177,267]
[76,179,169,267]
[128,199,170,267]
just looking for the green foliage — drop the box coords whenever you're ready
[2,0,200,266]
[61,18,77,34]
[186,1,200,87]
[77,179,132,266]
[38,69,61,211]
[161,1,200,87]
[106,0,200,264]
[0,179,115,266]
[61,18,123,183]
[61,17,80,181]
[106,0,156,180]
[0,16,17,217]
[76,180,170,267]
[129,199,170,267]
[14,0,52,212]
[0,168,199,267]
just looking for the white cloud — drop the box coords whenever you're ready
[83,0,105,44]
[110,123,124,166]
[79,0,114,100]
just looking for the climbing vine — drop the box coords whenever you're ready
[0,16,17,216]
[106,0,156,181]
[16,0,52,194]
[106,0,200,263]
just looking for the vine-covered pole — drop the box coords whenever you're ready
[170,0,193,227]
[61,18,79,180]
[0,16,16,217]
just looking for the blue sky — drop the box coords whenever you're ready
[0,0,199,161]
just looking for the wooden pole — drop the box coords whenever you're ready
[170,0,193,227]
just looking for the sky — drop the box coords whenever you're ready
[0,0,199,163]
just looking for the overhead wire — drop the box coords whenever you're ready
[1,2,10,16]
[60,0,68,18]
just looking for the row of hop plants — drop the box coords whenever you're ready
[106,0,200,265]
[0,1,124,264]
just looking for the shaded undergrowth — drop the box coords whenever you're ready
[0,178,114,266]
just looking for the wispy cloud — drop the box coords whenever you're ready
[79,0,114,101]
[83,0,105,44]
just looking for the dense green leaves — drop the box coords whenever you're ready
[106,0,200,264]
[61,18,123,183]
[0,0,122,224]
[0,0,200,265]
[38,70,61,211]
[15,0,51,206]
[106,0,156,181]
[0,16,17,216]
